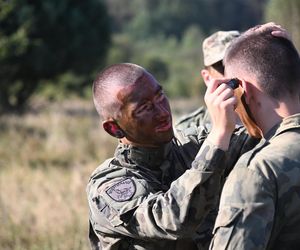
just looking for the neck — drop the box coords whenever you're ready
[119,137,169,149]
[116,141,172,169]
[259,95,300,136]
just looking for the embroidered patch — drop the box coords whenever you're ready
[106,178,136,202]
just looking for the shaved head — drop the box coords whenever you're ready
[93,63,145,120]
[224,27,300,100]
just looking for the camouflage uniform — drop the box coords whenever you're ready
[210,114,300,250]
[87,124,258,250]
[175,107,211,131]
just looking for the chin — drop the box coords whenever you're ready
[161,131,174,143]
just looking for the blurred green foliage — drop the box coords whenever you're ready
[1,0,300,112]
[0,0,110,112]
[107,0,267,39]
[104,0,268,98]
[265,0,300,51]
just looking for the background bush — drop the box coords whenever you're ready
[0,0,110,112]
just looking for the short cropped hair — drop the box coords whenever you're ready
[224,27,300,99]
[93,63,144,120]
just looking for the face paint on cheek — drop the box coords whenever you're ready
[234,86,263,139]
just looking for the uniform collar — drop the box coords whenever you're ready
[115,142,172,170]
[265,113,300,140]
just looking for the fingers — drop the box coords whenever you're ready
[258,22,280,30]
[204,81,237,150]
[206,78,224,94]
[266,22,292,40]
[252,22,280,32]
[205,81,237,119]
[271,30,292,41]
[245,22,292,42]
[206,78,233,94]
[213,85,237,112]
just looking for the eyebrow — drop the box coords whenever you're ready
[135,85,163,109]
[155,85,163,94]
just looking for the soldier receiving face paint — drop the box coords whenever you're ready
[209,24,300,250]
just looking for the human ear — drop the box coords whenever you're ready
[241,80,251,104]
[201,69,211,87]
[234,80,262,138]
[102,120,125,138]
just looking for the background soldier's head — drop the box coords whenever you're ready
[201,30,240,85]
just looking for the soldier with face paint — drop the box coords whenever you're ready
[87,63,241,250]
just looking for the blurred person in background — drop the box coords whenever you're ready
[175,30,240,130]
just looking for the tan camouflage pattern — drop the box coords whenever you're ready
[210,114,300,250]
[87,124,258,250]
[175,106,211,131]
[203,30,240,67]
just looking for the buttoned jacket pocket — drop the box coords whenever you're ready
[210,206,243,250]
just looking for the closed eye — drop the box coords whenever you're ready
[136,102,153,114]
[135,89,165,115]
[155,90,166,102]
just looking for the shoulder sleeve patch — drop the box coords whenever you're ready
[106,178,136,202]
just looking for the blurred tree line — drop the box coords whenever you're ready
[0,0,110,112]
[104,0,268,98]
[0,0,299,113]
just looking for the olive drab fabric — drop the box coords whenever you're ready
[87,124,257,250]
[175,107,211,132]
[210,114,300,250]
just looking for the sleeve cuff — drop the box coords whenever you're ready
[192,139,226,172]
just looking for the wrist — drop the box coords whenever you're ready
[207,128,232,151]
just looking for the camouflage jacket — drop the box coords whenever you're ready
[87,125,257,250]
[175,106,211,131]
[210,114,300,250]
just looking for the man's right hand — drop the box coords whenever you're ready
[204,78,237,151]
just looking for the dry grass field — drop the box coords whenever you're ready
[0,97,200,250]
[0,98,117,250]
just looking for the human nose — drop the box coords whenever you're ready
[155,102,169,119]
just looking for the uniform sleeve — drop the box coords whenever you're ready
[88,139,226,240]
[209,164,276,250]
